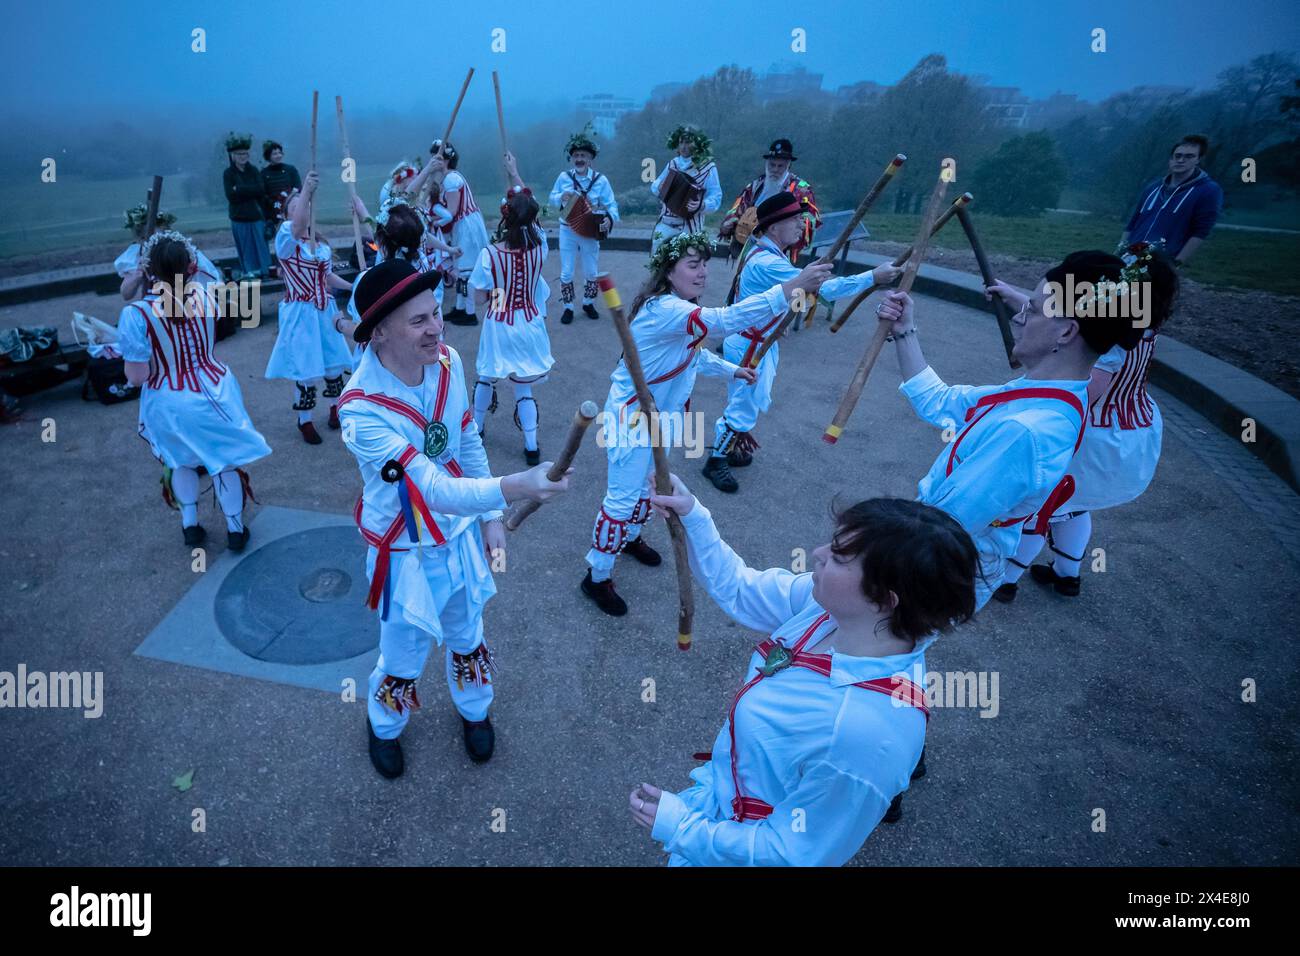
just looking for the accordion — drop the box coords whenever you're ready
[563,193,611,240]
[661,166,704,220]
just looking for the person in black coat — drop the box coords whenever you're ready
[222,132,271,279]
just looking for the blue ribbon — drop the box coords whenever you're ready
[397,480,419,544]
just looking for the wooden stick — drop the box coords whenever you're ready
[335,96,369,272]
[957,207,1020,369]
[439,67,475,155]
[742,155,905,367]
[143,175,163,241]
[309,90,319,252]
[596,273,695,651]
[491,70,509,188]
[505,401,599,531]
[829,192,972,334]
[822,170,950,445]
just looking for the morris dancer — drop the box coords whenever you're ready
[469,152,552,465]
[580,231,830,617]
[338,259,571,777]
[717,138,820,261]
[629,472,977,866]
[117,204,221,301]
[428,139,490,326]
[650,125,721,253]
[348,195,459,310]
[549,125,619,324]
[702,193,901,493]
[118,231,270,550]
[994,243,1179,600]
[264,170,355,444]
[877,250,1157,610]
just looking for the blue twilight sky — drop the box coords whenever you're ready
[4,0,1297,122]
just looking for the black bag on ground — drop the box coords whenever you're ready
[82,355,140,405]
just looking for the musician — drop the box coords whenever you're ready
[427,139,490,327]
[876,249,1163,610]
[580,232,830,617]
[703,194,900,493]
[630,473,977,866]
[260,140,302,235]
[338,259,572,777]
[718,138,820,261]
[649,125,722,253]
[469,152,553,465]
[116,205,221,301]
[549,126,619,324]
[994,244,1179,601]
[118,231,270,551]
[263,170,355,444]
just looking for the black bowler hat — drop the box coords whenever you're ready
[763,138,797,161]
[755,193,804,232]
[351,259,442,344]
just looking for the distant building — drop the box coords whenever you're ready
[649,82,687,103]
[577,93,637,140]
[758,61,823,102]
[835,80,889,104]
[1025,92,1089,129]
[983,85,1031,128]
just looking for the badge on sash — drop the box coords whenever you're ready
[759,644,793,677]
[424,421,449,459]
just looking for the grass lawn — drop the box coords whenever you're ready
[860,211,1300,296]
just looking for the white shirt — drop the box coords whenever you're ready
[548,169,620,223]
[650,500,932,867]
[901,366,1087,603]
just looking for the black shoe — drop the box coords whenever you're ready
[182,524,206,547]
[560,308,574,325]
[445,309,478,327]
[227,527,251,553]
[727,448,753,468]
[702,455,739,493]
[911,748,927,781]
[298,420,323,445]
[992,582,1018,603]
[883,793,903,824]
[367,718,404,779]
[462,715,495,763]
[524,447,540,466]
[581,569,628,616]
[1029,563,1081,597]
[583,303,600,320]
[622,537,662,567]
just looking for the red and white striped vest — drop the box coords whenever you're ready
[279,242,331,310]
[484,245,545,323]
[132,292,227,393]
[1092,333,1158,430]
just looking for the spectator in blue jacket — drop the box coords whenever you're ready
[1122,134,1223,266]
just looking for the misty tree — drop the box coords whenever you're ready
[968,133,1066,217]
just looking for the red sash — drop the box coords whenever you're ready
[945,387,1087,535]
[719,612,929,823]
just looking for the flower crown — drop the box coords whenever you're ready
[565,122,599,158]
[647,230,713,273]
[375,196,428,232]
[123,203,176,231]
[389,158,421,186]
[140,230,199,278]
[666,125,712,165]
[1075,240,1166,312]
[499,184,534,219]
[224,131,253,152]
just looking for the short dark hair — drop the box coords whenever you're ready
[262,140,283,161]
[1172,135,1209,158]
[829,498,978,641]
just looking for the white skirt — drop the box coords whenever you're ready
[265,299,354,381]
[138,373,271,474]
[1065,403,1164,512]
[451,214,491,273]
[476,310,554,380]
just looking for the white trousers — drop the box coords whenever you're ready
[558,225,600,294]
[585,442,655,574]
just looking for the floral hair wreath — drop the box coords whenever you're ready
[666,125,713,165]
[140,230,199,278]
[375,196,428,233]
[499,184,534,220]
[1075,240,1166,312]
[388,157,422,187]
[647,230,713,273]
[224,131,253,152]
[565,122,599,158]
[123,203,176,232]
[428,139,458,164]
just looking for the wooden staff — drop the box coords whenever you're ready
[828,192,972,334]
[438,67,475,156]
[309,90,319,252]
[335,95,368,272]
[823,170,950,445]
[596,273,695,652]
[143,175,164,240]
[505,401,599,531]
[491,70,509,188]
[957,207,1020,368]
[742,154,906,369]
